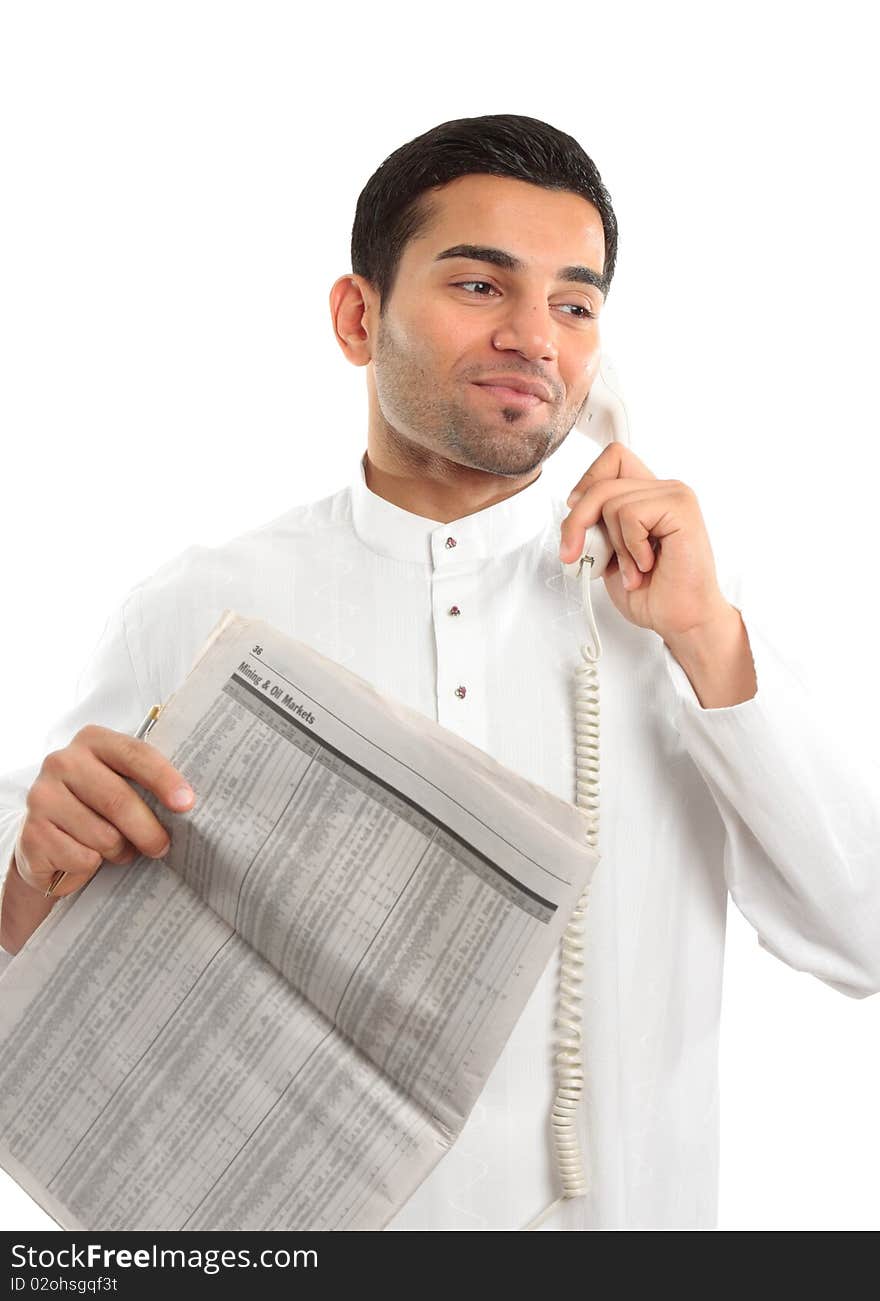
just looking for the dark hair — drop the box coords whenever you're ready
[350,113,618,317]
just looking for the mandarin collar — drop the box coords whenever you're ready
[349,450,553,565]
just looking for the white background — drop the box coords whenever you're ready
[1,1,878,1231]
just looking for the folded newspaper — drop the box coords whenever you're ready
[0,611,599,1231]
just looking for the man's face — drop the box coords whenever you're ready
[369,173,606,478]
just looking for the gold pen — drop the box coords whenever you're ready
[44,704,163,898]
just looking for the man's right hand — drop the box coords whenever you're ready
[13,724,196,898]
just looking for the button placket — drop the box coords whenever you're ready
[431,529,481,723]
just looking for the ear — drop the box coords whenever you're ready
[573,352,633,450]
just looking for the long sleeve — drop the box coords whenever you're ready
[660,570,880,1000]
[0,589,155,965]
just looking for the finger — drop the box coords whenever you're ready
[560,478,660,562]
[566,440,658,507]
[72,726,195,813]
[16,818,106,896]
[53,750,177,861]
[595,498,643,590]
[608,487,666,579]
[35,776,153,865]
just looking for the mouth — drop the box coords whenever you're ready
[471,382,548,408]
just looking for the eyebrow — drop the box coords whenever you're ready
[432,243,606,297]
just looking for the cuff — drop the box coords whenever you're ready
[662,600,759,717]
[660,571,810,734]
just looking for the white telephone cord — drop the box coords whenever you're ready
[523,551,602,1231]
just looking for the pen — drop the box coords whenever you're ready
[44,704,163,899]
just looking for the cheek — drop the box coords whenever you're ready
[409,301,485,366]
[567,349,602,402]
[581,348,601,383]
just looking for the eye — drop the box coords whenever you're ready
[453,280,500,300]
[452,281,596,320]
[562,304,597,320]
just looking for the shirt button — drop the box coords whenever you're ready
[449,605,461,616]
[445,536,457,549]
[455,685,467,698]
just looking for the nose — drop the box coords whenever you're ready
[491,296,559,363]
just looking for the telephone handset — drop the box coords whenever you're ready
[563,350,631,587]
[524,354,631,1231]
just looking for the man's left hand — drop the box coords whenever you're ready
[559,440,733,647]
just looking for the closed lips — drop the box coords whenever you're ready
[473,378,551,401]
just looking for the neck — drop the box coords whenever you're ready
[362,443,542,526]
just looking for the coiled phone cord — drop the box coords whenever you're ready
[523,551,602,1231]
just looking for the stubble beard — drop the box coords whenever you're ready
[373,322,572,478]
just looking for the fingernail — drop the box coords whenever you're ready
[171,786,194,810]
[567,490,583,507]
[621,567,633,589]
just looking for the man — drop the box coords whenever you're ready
[1,114,878,1231]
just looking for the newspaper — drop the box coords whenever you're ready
[0,611,599,1231]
